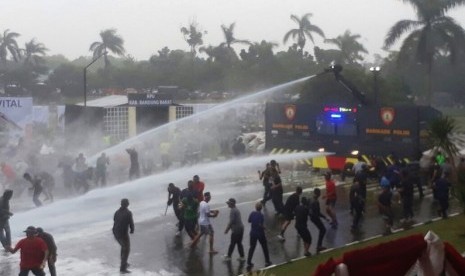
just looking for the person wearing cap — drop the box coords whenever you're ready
[223,198,245,261]
[0,189,13,248]
[113,198,134,274]
[167,183,183,235]
[190,192,219,253]
[6,226,48,276]
[36,227,57,276]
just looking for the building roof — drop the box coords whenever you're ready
[76,95,127,108]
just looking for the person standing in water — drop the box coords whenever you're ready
[0,189,13,248]
[113,198,134,274]
[126,148,140,180]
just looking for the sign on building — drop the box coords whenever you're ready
[128,93,173,106]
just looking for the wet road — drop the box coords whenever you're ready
[1,173,460,276]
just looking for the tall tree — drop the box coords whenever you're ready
[283,13,325,54]
[0,29,21,64]
[22,39,48,67]
[89,29,125,68]
[325,30,368,65]
[220,23,251,49]
[180,21,205,56]
[384,0,465,106]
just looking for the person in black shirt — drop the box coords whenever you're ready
[126,148,140,180]
[23,173,43,207]
[378,185,393,234]
[0,189,13,248]
[350,181,364,232]
[434,172,452,218]
[113,198,135,274]
[294,197,312,257]
[167,183,182,235]
[270,168,283,215]
[277,186,302,241]
[309,188,329,253]
[37,227,57,276]
[399,169,414,222]
[258,163,272,205]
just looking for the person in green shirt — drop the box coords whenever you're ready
[180,195,199,239]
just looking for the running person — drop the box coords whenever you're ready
[23,173,43,207]
[190,192,219,254]
[294,197,312,257]
[223,198,245,261]
[277,186,302,241]
[246,202,272,270]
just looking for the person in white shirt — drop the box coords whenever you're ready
[190,192,219,253]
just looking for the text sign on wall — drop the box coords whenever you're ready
[128,93,173,106]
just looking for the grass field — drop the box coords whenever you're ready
[261,214,465,276]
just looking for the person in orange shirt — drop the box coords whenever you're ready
[324,172,338,228]
[193,175,205,202]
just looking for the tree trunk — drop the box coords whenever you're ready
[426,59,433,106]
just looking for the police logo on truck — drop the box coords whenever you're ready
[284,104,296,121]
[380,107,395,126]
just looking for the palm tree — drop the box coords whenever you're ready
[21,39,48,67]
[283,13,325,54]
[384,0,465,106]
[0,29,21,64]
[220,23,251,49]
[325,30,368,64]
[180,21,205,56]
[89,29,125,68]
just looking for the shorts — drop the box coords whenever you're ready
[282,210,294,221]
[326,199,336,207]
[296,226,312,244]
[199,224,214,235]
[184,219,196,234]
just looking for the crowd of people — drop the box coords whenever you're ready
[1,148,460,275]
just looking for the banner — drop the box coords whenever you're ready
[0,97,33,139]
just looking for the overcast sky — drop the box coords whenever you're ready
[2,0,465,61]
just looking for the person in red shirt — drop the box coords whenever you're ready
[324,172,338,228]
[193,175,205,202]
[1,162,16,190]
[6,226,48,276]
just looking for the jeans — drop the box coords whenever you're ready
[227,229,244,258]
[310,217,326,248]
[271,191,283,214]
[247,234,270,265]
[0,219,11,247]
[114,234,130,271]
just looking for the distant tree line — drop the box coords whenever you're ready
[0,0,464,106]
